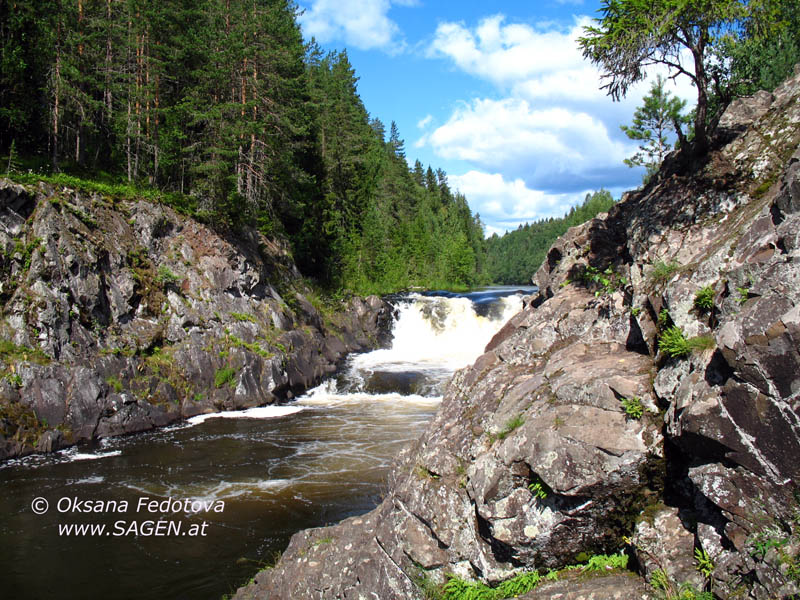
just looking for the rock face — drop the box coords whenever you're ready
[235,70,800,598]
[0,181,393,460]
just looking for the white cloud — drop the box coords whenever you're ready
[416,114,433,129]
[428,97,635,192]
[449,170,588,232]
[422,14,697,203]
[428,14,696,106]
[299,0,408,51]
[428,16,592,90]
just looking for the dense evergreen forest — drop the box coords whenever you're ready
[0,0,484,294]
[484,190,616,285]
[7,2,793,294]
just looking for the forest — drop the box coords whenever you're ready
[0,0,484,294]
[484,190,616,285]
[3,0,797,293]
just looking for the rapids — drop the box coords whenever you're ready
[0,287,531,599]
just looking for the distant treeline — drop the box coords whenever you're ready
[485,190,616,285]
[0,0,484,294]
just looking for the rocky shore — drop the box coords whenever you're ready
[234,68,800,599]
[0,180,393,460]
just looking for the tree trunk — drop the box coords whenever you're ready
[691,30,709,155]
[52,18,62,170]
[105,0,113,122]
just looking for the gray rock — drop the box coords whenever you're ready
[0,181,394,461]
[236,67,800,600]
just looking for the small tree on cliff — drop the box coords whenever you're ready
[622,75,689,180]
[578,0,746,155]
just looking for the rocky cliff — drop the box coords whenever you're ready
[235,68,800,599]
[0,180,392,460]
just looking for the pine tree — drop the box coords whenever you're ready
[388,121,405,161]
[621,75,689,179]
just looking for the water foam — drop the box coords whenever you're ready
[68,449,122,461]
[298,380,441,408]
[186,405,305,426]
[123,478,295,502]
[351,294,521,373]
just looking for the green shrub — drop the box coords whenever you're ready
[156,265,181,287]
[496,571,544,597]
[105,375,123,393]
[659,326,690,358]
[583,552,629,571]
[579,265,628,297]
[528,475,549,500]
[435,552,630,600]
[214,367,237,388]
[737,286,750,304]
[442,569,547,600]
[694,548,714,579]
[230,312,256,323]
[693,286,715,312]
[620,396,644,420]
[3,372,22,387]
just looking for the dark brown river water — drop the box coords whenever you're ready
[0,290,528,599]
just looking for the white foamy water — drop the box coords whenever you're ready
[351,294,521,373]
[123,477,295,503]
[185,405,305,426]
[69,475,105,485]
[298,380,441,408]
[67,449,122,461]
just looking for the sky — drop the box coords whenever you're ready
[296,0,697,237]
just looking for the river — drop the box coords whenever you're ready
[0,288,532,599]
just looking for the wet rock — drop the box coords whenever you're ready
[0,180,394,460]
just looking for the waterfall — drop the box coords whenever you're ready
[0,287,531,600]
[299,292,523,404]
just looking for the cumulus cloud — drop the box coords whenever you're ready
[422,14,696,202]
[428,97,636,193]
[449,170,592,235]
[428,16,592,90]
[299,0,409,51]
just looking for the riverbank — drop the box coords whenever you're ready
[0,178,393,461]
[0,290,524,599]
[235,67,800,600]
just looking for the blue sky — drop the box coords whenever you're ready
[296,0,697,236]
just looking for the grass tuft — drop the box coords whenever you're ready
[620,396,644,420]
[650,260,681,285]
[214,367,237,388]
